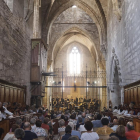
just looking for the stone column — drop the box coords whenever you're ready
[121,87,124,105]
[33,0,41,38]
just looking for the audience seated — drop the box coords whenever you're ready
[123,107,128,115]
[9,119,22,132]
[86,110,90,118]
[22,122,38,140]
[78,118,90,133]
[14,128,25,140]
[118,117,125,126]
[113,106,118,113]
[64,116,69,126]
[41,117,50,131]
[81,113,86,123]
[31,120,47,137]
[76,111,82,120]
[61,115,65,120]
[110,125,127,140]
[62,125,72,140]
[76,117,84,130]
[3,124,19,140]
[58,119,66,133]
[30,118,36,132]
[125,122,140,140]
[57,111,62,118]
[69,114,77,126]
[96,118,114,135]
[68,122,81,139]
[92,114,103,128]
[38,110,45,123]
[81,121,99,140]
[117,108,125,115]
[1,101,140,140]
[111,119,118,131]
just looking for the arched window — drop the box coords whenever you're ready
[69,47,80,74]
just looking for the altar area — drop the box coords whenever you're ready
[44,69,107,111]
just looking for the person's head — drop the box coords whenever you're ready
[24,122,31,130]
[65,125,72,134]
[30,118,36,125]
[14,128,25,140]
[114,106,118,109]
[84,121,93,131]
[38,109,43,114]
[82,112,86,118]
[61,115,65,120]
[59,119,65,127]
[86,110,89,114]
[130,110,134,115]
[11,124,20,132]
[36,120,42,127]
[70,114,75,119]
[116,125,125,137]
[101,118,109,126]
[33,115,38,120]
[108,136,119,140]
[68,136,79,140]
[78,111,82,115]
[84,117,89,124]
[16,119,22,127]
[3,102,8,108]
[44,117,49,124]
[68,122,74,130]
[113,119,118,125]
[126,122,134,131]
[97,114,102,120]
[118,117,125,126]
[64,116,68,122]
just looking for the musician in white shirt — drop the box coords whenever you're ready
[113,106,118,113]
[2,102,13,119]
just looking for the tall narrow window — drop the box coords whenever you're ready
[69,47,80,74]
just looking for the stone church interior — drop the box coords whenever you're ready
[1,0,140,140]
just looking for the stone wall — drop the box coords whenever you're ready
[0,0,31,104]
[107,0,140,105]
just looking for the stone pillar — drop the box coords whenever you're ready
[33,0,41,38]
[110,90,118,108]
[121,87,124,105]
[107,87,110,108]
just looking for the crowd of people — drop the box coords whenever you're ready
[0,101,140,140]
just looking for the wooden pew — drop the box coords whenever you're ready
[133,118,140,133]
[0,119,10,140]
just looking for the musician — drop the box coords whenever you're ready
[56,97,59,103]
[61,98,64,103]
[76,98,78,105]
[74,99,76,105]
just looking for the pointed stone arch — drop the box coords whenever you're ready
[49,26,99,64]
[42,0,107,51]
